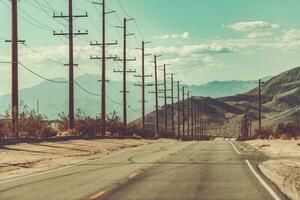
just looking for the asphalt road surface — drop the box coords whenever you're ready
[0,140,286,200]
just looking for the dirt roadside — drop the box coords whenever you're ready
[0,138,174,181]
[236,140,300,200]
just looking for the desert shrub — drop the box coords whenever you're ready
[58,112,68,131]
[254,123,300,140]
[254,127,277,139]
[74,108,100,137]
[275,123,300,139]
[18,104,56,138]
[0,119,12,139]
[0,109,13,138]
[57,110,125,137]
[106,111,122,136]
[0,104,56,138]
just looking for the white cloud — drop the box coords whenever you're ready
[227,21,279,32]
[247,32,272,39]
[181,32,190,39]
[282,29,300,42]
[156,32,190,40]
[150,43,234,57]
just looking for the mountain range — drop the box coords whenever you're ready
[0,75,270,122]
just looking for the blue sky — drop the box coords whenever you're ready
[1,0,300,96]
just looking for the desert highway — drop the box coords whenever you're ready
[0,140,286,200]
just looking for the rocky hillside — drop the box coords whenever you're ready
[140,66,300,137]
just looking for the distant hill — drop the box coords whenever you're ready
[186,77,270,98]
[221,66,300,130]
[0,75,268,122]
[139,67,300,137]
[0,75,157,121]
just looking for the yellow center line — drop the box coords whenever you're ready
[90,191,106,200]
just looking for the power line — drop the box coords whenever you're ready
[18,62,69,84]
[19,62,105,98]
[74,81,100,96]
[115,0,131,17]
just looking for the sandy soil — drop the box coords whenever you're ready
[237,140,300,200]
[0,138,173,180]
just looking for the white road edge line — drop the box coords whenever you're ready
[229,141,242,154]
[245,159,282,200]
[0,143,163,185]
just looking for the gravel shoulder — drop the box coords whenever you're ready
[0,138,173,181]
[236,140,300,200]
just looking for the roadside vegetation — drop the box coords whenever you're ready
[237,122,300,141]
[0,104,169,140]
[254,123,300,140]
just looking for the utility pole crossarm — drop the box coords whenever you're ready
[53,12,88,19]
[134,74,153,78]
[134,83,154,87]
[53,30,88,36]
[113,69,136,73]
[90,55,118,60]
[115,58,137,62]
[90,41,118,46]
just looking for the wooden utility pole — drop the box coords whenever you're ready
[8,0,25,137]
[200,100,203,137]
[193,98,197,140]
[163,64,168,132]
[114,18,136,136]
[154,55,160,137]
[182,86,185,137]
[90,0,117,136]
[158,64,170,133]
[11,0,19,137]
[53,0,88,130]
[196,104,200,140]
[177,81,181,139]
[258,79,263,133]
[170,74,175,137]
[187,91,190,139]
[191,96,194,140]
[201,102,204,137]
[134,41,152,130]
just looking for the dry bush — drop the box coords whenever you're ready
[57,112,68,131]
[18,104,56,138]
[106,111,122,136]
[254,127,278,139]
[0,104,56,138]
[57,110,124,137]
[254,123,300,140]
[0,108,13,138]
[276,123,300,138]
[74,108,101,137]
